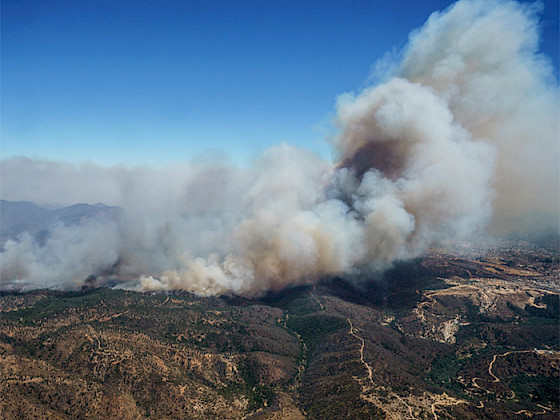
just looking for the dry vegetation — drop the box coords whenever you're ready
[0,239,558,419]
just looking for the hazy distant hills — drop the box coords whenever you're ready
[0,200,123,246]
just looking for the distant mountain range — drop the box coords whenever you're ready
[0,200,123,246]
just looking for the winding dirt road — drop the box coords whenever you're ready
[347,319,374,386]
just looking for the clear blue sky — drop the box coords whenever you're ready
[2,0,558,166]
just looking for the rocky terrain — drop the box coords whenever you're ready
[0,239,558,419]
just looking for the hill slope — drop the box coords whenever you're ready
[0,243,558,419]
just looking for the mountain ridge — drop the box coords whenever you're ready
[0,199,123,246]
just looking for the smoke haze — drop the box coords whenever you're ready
[1,0,558,295]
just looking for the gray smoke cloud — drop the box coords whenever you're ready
[1,0,557,295]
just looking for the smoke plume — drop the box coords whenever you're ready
[1,0,557,295]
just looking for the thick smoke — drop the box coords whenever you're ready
[396,0,559,230]
[1,0,557,295]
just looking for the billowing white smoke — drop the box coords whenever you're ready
[1,0,557,295]
[396,0,559,230]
